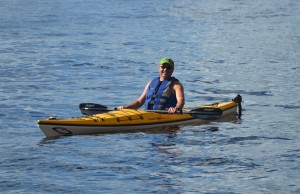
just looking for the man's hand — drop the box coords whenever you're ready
[167,107,178,114]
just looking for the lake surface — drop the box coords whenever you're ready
[0,0,299,193]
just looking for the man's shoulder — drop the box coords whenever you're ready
[171,77,180,83]
[172,79,183,88]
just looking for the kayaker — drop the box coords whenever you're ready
[117,57,184,113]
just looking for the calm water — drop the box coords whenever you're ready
[0,0,299,193]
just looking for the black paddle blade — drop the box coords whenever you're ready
[189,107,223,120]
[79,103,108,115]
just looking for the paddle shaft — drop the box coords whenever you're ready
[79,103,223,119]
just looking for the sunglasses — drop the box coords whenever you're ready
[161,66,173,70]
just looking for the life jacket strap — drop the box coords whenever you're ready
[148,81,162,109]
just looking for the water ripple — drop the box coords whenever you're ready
[275,105,300,109]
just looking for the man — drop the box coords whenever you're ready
[118,57,184,113]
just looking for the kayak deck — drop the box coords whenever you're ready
[38,100,238,137]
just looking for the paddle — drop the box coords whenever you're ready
[79,102,224,120]
[79,103,110,115]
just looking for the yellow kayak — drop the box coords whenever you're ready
[38,97,241,138]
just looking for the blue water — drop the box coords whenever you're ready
[0,0,299,193]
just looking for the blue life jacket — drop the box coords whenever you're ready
[144,77,178,110]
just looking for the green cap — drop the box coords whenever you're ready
[159,57,174,68]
